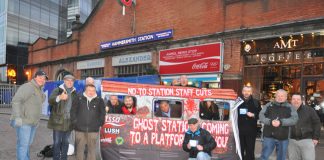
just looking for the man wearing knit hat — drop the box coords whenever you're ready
[182,118,217,160]
[48,74,78,160]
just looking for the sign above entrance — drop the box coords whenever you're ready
[77,58,105,70]
[159,43,223,75]
[241,33,322,55]
[100,29,173,50]
[112,52,152,66]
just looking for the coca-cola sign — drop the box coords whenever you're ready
[159,43,223,74]
[192,62,208,69]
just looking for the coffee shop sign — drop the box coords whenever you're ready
[273,39,298,49]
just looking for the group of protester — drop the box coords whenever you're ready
[9,71,321,160]
[10,72,106,160]
[238,86,321,160]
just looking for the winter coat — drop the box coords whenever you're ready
[47,84,77,131]
[10,79,46,126]
[238,96,261,136]
[259,101,298,140]
[182,128,217,158]
[291,105,321,140]
[70,93,105,132]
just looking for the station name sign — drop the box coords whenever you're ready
[100,29,173,50]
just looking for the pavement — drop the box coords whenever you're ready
[1,108,324,160]
[0,108,75,160]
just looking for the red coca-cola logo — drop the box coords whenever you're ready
[192,62,209,69]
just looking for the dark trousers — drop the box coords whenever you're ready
[53,130,71,160]
[239,134,256,160]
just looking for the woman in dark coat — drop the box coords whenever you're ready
[199,101,220,120]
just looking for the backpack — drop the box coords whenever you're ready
[37,145,53,158]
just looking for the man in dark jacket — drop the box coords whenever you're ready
[237,86,261,160]
[155,100,182,118]
[106,95,123,114]
[70,84,105,160]
[288,94,321,160]
[48,74,77,160]
[182,118,216,160]
[259,89,298,160]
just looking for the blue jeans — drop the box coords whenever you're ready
[261,137,289,160]
[188,152,211,160]
[15,124,37,160]
[53,130,71,160]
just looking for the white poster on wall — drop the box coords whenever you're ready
[112,52,152,66]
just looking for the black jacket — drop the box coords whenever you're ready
[291,105,321,140]
[259,101,298,140]
[70,94,106,132]
[238,96,261,136]
[107,101,123,114]
[155,105,182,118]
[182,128,217,158]
[199,103,220,120]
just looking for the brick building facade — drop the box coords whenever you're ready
[27,0,324,99]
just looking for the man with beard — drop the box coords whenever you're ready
[237,86,261,160]
[121,96,136,115]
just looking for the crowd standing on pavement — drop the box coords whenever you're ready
[10,73,322,160]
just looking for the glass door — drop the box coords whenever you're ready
[303,78,324,105]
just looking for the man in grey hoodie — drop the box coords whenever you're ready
[10,70,47,160]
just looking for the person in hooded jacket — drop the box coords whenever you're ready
[70,84,105,160]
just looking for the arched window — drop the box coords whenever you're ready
[56,70,71,81]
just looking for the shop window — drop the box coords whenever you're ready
[153,99,183,119]
[303,63,324,76]
[104,94,137,115]
[114,63,150,77]
[199,101,230,121]
[81,68,104,79]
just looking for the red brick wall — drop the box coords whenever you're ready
[223,39,242,74]
[225,0,324,30]
[28,0,324,80]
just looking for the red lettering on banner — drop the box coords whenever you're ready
[129,118,229,150]
[128,88,212,97]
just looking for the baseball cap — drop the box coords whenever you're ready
[34,70,48,80]
[63,74,75,80]
[188,118,198,124]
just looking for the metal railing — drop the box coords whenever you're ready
[0,84,20,108]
